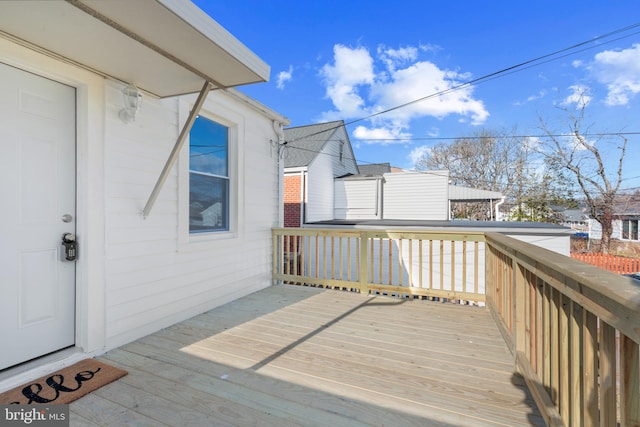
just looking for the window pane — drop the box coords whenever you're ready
[190,116,228,177]
[623,219,630,239]
[189,173,228,232]
[189,115,230,233]
[632,220,639,240]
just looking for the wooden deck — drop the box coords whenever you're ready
[69,285,545,426]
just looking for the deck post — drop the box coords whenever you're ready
[359,232,369,295]
[621,334,640,426]
[272,231,279,285]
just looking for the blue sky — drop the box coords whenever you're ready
[194,1,640,191]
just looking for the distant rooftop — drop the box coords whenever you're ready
[357,163,391,176]
[283,121,344,168]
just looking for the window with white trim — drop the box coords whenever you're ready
[622,219,639,241]
[189,116,229,233]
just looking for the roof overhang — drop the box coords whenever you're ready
[449,185,504,202]
[0,0,270,97]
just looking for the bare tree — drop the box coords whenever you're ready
[415,129,570,221]
[417,129,526,193]
[540,100,627,254]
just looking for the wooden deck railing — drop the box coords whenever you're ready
[273,227,640,427]
[272,228,486,304]
[486,232,640,427]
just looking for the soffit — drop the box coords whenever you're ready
[0,0,270,97]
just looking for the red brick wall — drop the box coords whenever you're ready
[284,175,301,228]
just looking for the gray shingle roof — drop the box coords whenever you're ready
[283,121,344,168]
[357,163,391,176]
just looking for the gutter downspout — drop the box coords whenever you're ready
[273,120,285,227]
[377,176,384,219]
[142,81,212,218]
[299,171,305,226]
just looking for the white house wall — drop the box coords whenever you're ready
[103,82,282,349]
[506,233,570,256]
[588,218,623,240]
[334,178,381,220]
[382,171,449,220]
[328,126,359,178]
[306,144,335,222]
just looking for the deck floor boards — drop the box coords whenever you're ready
[71,285,545,426]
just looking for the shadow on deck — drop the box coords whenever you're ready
[71,285,545,426]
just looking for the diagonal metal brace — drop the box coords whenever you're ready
[142,81,212,218]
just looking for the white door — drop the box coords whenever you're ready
[0,63,76,370]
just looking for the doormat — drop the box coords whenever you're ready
[0,359,128,405]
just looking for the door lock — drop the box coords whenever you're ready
[61,233,77,261]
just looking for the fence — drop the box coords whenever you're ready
[571,253,640,274]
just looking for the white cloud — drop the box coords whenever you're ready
[592,43,640,106]
[318,44,488,144]
[409,145,431,165]
[527,90,547,102]
[276,66,293,90]
[378,45,419,72]
[319,45,375,118]
[352,124,411,143]
[562,84,592,107]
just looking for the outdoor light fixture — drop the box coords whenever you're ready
[119,83,143,123]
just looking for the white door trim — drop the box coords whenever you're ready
[0,36,106,365]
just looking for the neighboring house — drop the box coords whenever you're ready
[334,171,505,221]
[283,121,359,227]
[0,1,289,383]
[560,208,590,233]
[448,185,505,221]
[285,135,505,225]
[589,194,640,242]
[334,171,451,220]
[301,161,569,254]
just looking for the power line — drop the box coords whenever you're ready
[283,139,640,194]
[286,131,640,144]
[283,22,640,146]
[280,22,640,197]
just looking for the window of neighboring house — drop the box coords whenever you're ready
[339,140,344,162]
[622,219,639,240]
[189,116,229,233]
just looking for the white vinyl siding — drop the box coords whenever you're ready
[328,127,358,177]
[382,171,449,220]
[305,127,358,223]
[306,144,335,223]
[104,81,281,348]
[334,178,381,219]
[590,218,640,241]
